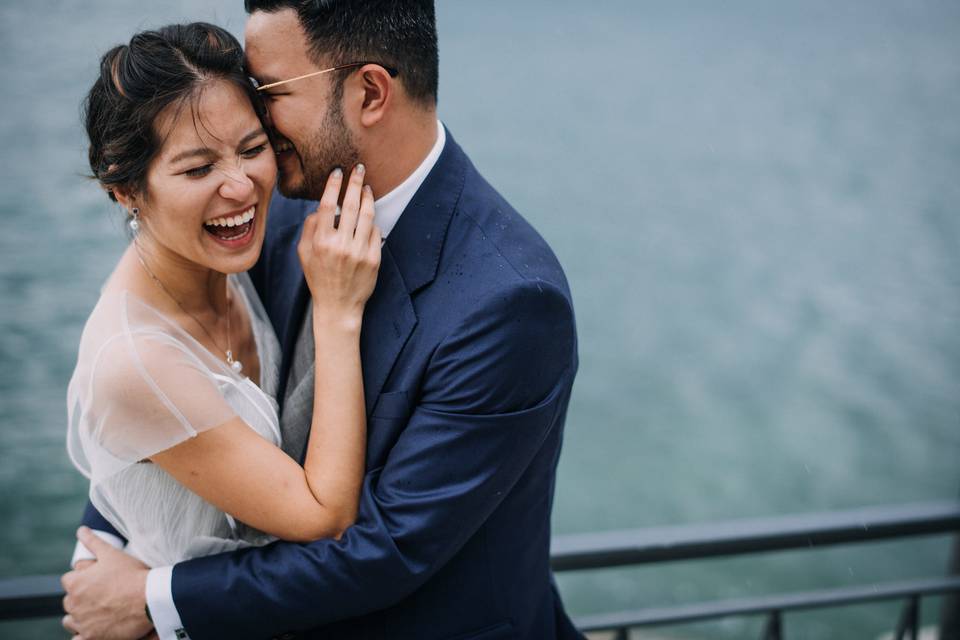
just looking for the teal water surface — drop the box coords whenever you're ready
[1,1,959,638]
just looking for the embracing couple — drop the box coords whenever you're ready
[60,2,579,639]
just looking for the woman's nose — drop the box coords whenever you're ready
[218,163,255,201]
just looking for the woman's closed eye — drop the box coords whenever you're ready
[182,144,268,178]
[241,143,268,159]
[184,164,214,178]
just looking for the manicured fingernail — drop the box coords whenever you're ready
[356,163,365,176]
[332,167,343,178]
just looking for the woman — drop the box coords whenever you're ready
[66,21,379,570]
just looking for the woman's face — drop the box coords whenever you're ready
[138,79,276,274]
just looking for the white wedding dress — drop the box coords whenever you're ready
[66,273,281,568]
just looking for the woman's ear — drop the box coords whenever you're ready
[112,186,136,213]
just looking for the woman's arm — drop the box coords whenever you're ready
[151,166,380,543]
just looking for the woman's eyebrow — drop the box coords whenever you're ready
[236,128,267,148]
[169,147,215,165]
[168,129,267,164]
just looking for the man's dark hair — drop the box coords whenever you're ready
[244,0,438,105]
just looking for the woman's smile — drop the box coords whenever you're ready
[203,205,258,248]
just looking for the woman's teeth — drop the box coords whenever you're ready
[204,206,255,229]
[203,206,256,242]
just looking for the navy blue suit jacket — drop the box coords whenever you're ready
[83,130,580,639]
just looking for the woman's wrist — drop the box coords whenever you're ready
[312,305,364,337]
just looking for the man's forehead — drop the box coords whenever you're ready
[244,8,310,67]
[245,6,300,38]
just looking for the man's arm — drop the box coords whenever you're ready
[80,501,125,538]
[172,281,576,639]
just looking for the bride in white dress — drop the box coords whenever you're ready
[67,275,283,567]
[65,21,380,586]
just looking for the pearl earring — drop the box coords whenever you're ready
[129,207,140,233]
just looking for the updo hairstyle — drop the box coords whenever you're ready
[84,22,265,202]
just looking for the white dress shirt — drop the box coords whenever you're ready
[73,120,446,640]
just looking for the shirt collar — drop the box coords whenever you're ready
[373,120,446,239]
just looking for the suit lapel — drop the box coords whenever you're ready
[359,245,417,416]
[358,129,467,413]
[385,127,466,295]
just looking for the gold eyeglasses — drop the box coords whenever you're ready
[252,61,399,92]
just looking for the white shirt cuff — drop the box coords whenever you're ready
[70,531,124,568]
[146,566,189,640]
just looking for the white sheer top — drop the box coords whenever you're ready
[66,273,281,567]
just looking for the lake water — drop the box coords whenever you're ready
[1,1,958,638]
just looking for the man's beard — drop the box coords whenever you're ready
[280,99,360,201]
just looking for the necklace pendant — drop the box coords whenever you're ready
[226,350,243,374]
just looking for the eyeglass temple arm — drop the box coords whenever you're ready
[255,62,398,92]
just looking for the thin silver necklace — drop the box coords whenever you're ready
[135,248,244,374]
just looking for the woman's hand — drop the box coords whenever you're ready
[297,166,374,536]
[298,164,382,333]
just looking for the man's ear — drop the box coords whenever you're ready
[355,64,393,128]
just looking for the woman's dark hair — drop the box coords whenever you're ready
[84,22,264,202]
[244,0,438,105]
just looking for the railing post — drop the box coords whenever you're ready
[894,595,919,640]
[941,508,960,640]
[761,610,782,640]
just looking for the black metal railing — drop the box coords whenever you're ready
[551,500,960,639]
[2,500,959,638]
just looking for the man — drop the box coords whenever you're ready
[63,1,580,638]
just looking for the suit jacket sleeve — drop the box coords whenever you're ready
[80,500,126,542]
[170,280,577,639]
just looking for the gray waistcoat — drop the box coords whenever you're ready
[279,309,314,463]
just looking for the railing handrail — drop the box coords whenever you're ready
[550,499,960,571]
[0,575,61,621]
[574,576,960,631]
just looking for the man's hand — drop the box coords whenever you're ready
[61,527,154,640]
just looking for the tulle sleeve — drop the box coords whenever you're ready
[67,291,239,486]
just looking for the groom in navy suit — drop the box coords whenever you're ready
[65,2,581,638]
